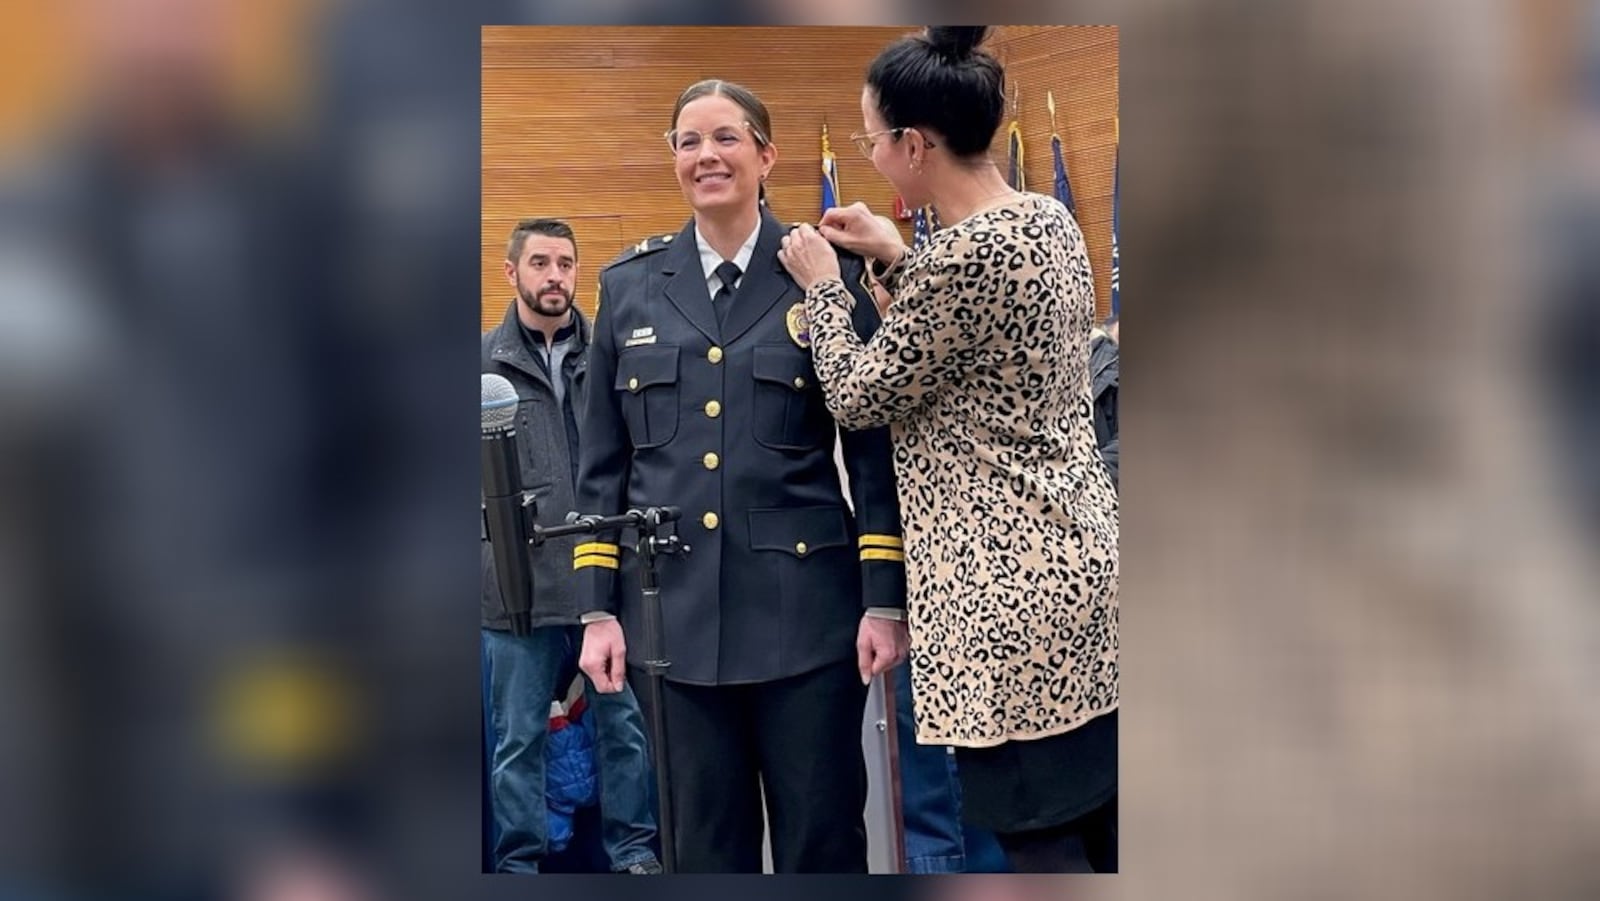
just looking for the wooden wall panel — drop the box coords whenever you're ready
[482,26,1118,331]
[990,25,1121,321]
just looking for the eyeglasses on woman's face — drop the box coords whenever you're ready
[849,126,936,159]
[664,121,768,156]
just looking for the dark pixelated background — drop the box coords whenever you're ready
[0,2,1596,900]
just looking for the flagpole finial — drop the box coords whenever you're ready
[1047,90,1058,135]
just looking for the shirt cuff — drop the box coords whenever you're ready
[808,276,849,302]
[864,607,906,622]
[579,611,618,624]
[869,248,910,291]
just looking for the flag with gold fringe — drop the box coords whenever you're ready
[1006,119,1027,192]
[821,122,840,214]
[1110,115,1120,315]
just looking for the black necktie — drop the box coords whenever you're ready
[713,260,741,329]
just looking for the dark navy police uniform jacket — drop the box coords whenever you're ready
[574,209,906,685]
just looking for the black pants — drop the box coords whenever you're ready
[630,658,869,873]
[994,796,1117,873]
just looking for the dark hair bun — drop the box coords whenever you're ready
[925,26,990,60]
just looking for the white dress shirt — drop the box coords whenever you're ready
[695,218,761,300]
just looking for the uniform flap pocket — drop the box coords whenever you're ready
[615,345,679,391]
[752,343,813,391]
[748,505,850,558]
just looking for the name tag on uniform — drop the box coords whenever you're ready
[624,326,657,348]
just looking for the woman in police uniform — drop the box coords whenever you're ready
[572,79,909,873]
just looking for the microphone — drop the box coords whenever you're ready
[482,373,534,636]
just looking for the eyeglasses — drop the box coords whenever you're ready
[849,127,937,159]
[664,121,769,156]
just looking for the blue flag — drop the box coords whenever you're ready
[821,123,840,214]
[1006,120,1026,192]
[1051,132,1076,215]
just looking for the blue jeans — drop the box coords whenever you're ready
[482,626,658,873]
[892,661,1011,873]
[482,636,498,871]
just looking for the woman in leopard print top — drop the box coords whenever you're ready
[778,27,1119,872]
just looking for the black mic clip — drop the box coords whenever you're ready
[630,506,687,558]
[537,506,689,557]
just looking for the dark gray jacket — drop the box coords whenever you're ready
[1090,331,1119,490]
[482,303,591,630]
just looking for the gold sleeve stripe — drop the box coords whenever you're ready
[858,534,904,550]
[574,542,620,558]
[574,555,620,571]
[860,549,906,563]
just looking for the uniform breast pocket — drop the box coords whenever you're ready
[616,345,680,449]
[752,343,829,451]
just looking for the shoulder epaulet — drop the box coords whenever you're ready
[603,233,678,270]
[784,221,875,295]
[788,221,869,268]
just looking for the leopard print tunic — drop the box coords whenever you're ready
[806,193,1118,747]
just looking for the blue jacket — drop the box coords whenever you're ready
[544,695,597,852]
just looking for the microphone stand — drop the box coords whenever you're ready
[531,504,686,874]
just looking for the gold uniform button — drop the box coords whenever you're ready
[703,452,720,470]
[707,346,724,364]
[705,400,721,418]
[702,512,719,530]
[792,376,806,390]
[627,376,639,392]
[795,541,808,556]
